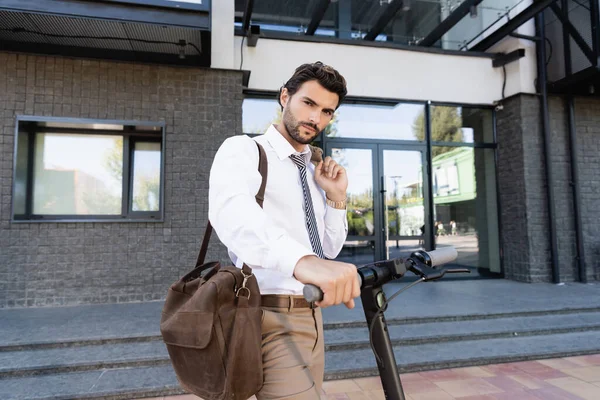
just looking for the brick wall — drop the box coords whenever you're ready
[0,53,243,307]
[496,93,598,282]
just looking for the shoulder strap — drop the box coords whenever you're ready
[195,141,268,268]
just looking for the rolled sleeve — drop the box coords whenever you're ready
[322,205,348,259]
[266,236,315,277]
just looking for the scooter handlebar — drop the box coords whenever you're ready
[303,275,363,303]
[302,247,460,303]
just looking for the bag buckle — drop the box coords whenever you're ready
[235,269,253,299]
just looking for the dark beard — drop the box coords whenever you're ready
[282,107,320,145]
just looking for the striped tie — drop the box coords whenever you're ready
[290,153,325,259]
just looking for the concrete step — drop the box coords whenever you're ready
[2,330,600,400]
[324,311,600,349]
[3,310,600,379]
[0,366,183,400]
[324,330,600,380]
[0,340,169,378]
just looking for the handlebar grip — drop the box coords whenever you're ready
[428,247,458,267]
[303,274,363,303]
[303,284,323,303]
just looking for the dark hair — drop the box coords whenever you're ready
[278,61,347,110]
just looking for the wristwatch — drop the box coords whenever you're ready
[326,197,347,210]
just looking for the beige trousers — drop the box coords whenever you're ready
[256,299,324,400]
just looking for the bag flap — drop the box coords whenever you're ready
[160,282,218,349]
[161,310,215,349]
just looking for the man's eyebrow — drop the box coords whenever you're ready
[302,96,335,113]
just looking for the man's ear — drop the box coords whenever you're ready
[280,87,290,108]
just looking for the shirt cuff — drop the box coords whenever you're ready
[325,205,348,230]
[266,236,315,277]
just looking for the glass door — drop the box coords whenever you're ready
[327,143,378,266]
[327,142,430,266]
[377,145,431,261]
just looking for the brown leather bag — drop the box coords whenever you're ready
[160,141,267,400]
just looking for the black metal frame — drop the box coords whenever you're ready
[242,0,255,33]
[364,0,406,41]
[306,0,331,36]
[419,0,484,47]
[469,0,558,52]
[12,115,166,223]
[549,2,595,64]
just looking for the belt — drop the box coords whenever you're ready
[261,295,317,310]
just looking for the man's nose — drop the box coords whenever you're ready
[309,110,321,125]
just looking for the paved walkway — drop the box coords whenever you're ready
[141,355,600,400]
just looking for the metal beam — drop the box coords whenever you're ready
[306,0,330,36]
[336,0,352,40]
[549,2,595,65]
[470,0,557,52]
[419,0,484,47]
[242,0,254,33]
[364,0,405,41]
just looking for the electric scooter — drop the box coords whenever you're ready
[304,247,469,400]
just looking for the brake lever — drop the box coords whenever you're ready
[406,262,470,282]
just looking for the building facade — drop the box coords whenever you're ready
[0,0,598,308]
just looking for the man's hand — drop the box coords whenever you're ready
[314,156,347,202]
[293,255,360,309]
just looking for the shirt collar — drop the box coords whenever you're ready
[265,124,311,162]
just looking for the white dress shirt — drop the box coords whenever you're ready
[208,125,348,295]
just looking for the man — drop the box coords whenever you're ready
[208,62,360,399]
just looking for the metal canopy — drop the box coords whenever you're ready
[306,0,331,36]
[0,0,211,66]
[363,0,406,41]
[419,0,484,47]
[469,0,557,52]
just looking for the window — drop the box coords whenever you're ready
[13,117,164,222]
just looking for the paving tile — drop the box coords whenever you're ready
[401,379,441,394]
[409,390,455,400]
[528,387,587,399]
[560,366,600,383]
[346,391,372,400]
[400,372,429,382]
[547,376,600,400]
[518,367,569,380]
[365,389,385,400]
[490,391,544,400]
[481,362,525,375]
[563,355,600,367]
[456,396,497,400]
[164,395,199,400]
[537,358,583,370]
[324,394,350,400]
[433,378,504,398]
[512,360,559,373]
[482,376,530,392]
[322,379,362,394]
[506,373,549,389]
[449,366,496,378]
[418,369,464,381]
[575,354,600,366]
[352,376,382,391]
